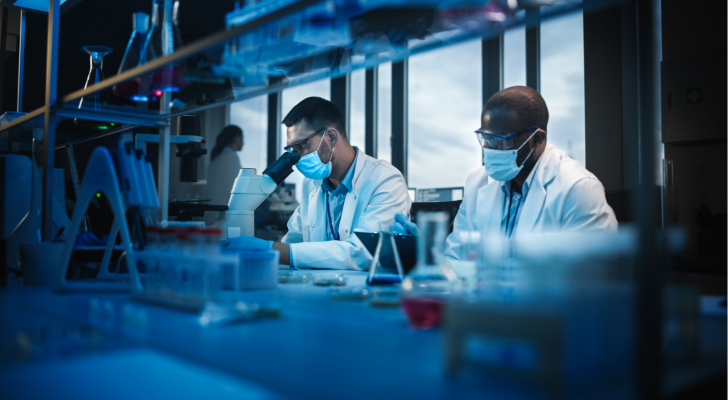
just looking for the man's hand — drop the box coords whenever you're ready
[220,235,273,250]
[392,213,419,236]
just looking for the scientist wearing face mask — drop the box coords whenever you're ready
[395,86,617,259]
[224,97,411,269]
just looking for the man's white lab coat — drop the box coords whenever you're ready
[445,142,617,260]
[282,152,411,270]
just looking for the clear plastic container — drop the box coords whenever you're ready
[223,249,279,291]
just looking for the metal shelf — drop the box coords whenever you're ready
[49,0,604,125]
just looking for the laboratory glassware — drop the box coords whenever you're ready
[401,211,460,329]
[367,221,405,285]
[142,0,187,94]
[75,46,116,129]
[113,12,150,102]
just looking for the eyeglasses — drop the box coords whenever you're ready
[475,126,539,150]
[284,128,326,153]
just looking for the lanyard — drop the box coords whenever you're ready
[504,187,521,237]
[325,192,340,241]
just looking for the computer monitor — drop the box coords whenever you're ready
[415,187,464,203]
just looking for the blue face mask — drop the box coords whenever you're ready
[482,129,539,182]
[295,131,334,180]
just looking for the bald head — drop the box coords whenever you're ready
[482,86,549,132]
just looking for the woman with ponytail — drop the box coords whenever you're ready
[205,125,243,224]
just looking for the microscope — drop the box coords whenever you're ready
[214,150,301,240]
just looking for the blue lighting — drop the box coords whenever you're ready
[131,95,149,102]
[13,0,68,12]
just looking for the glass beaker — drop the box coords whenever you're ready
[76,46,116,130]
[367,221,405,286]
[401,211,461,329]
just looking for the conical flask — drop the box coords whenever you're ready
[401,211,461,329]
[142,0,186,94]
[141,1,164,64]
[113,12,150,102]
[367,221,405,286]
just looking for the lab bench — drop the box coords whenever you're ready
[0,271,725,400]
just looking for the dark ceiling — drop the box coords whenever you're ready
[2,0,238,113]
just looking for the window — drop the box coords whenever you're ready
[541,11,586,166]
[503,26,526,89]
[407,39,483,192]
[281,80,331,203]
[377,62,392,163]
[229,96,268,174]
[349,69,366,151]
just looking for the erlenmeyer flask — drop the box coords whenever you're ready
[75,46,116,130]
[113,13,150,102]
[141,1,164,64]
[367,221,405,286]
[401,211,461,329]
[142,0,187,95]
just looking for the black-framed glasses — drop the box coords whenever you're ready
[284,128,326,153]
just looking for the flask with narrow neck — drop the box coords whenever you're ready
[114,12,150,102]
[401,211,460,329]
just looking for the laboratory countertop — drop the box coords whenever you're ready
[0,272,725,400]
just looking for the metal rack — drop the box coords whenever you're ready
[0,0,664,395]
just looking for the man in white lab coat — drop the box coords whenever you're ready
[396,86,617,260]
[224,97,410,269]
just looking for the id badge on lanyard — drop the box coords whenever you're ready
[325,192,340,241]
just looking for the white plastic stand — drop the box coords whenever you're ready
[53,147,142,293]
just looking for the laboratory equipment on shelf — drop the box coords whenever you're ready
[113,12,151,101]
[141,0,187,94]
[401,211,460,329]
[2,129,69,273]
[367,222,405,286]
[175,115,208,182]
[76,45,115,129]
[55,135,159,293]
[214,150,301,240]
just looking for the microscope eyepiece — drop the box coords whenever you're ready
[262,150,301,185]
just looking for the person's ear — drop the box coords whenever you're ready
[533,129,546,145]
[326,129,339,147]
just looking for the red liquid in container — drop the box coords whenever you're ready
[401,297,443,329]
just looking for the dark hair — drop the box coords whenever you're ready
[483,86,549,131]
[210,125,243,161]
[282,97,347,138]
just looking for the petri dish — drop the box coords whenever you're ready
[313,274,348,287]
[369,287,401,308]
[278,271,312,284]
[329,286,370,301]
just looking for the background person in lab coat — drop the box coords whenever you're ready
[395,86,617,259]
[205,126,243,225]
[223,97,411,270]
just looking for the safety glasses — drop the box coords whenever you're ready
[475,125,539,150]
[284,128,326,153]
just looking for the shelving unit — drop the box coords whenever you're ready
[0,0,621,239]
